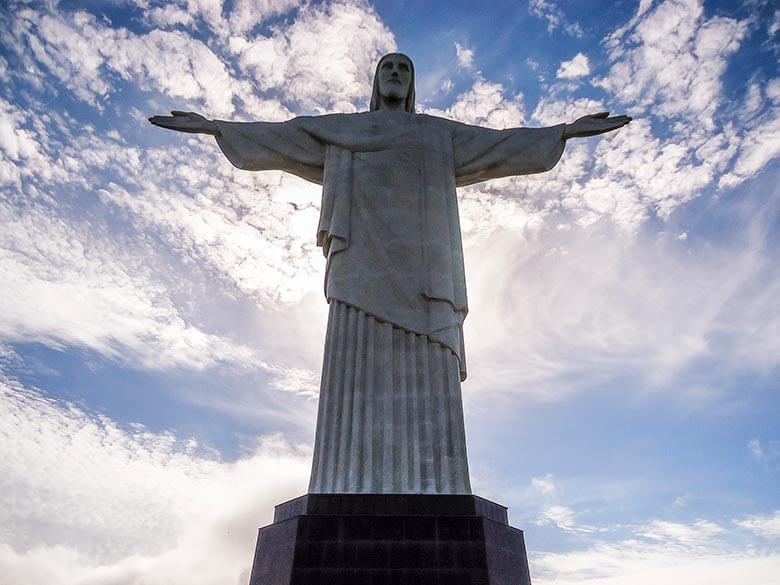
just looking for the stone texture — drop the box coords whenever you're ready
[248,494,532,585]
[214,113,565,494]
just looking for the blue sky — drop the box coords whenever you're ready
[0,0,778,583]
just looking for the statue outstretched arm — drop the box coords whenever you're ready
[452,111,631,186]
[563,111,631,139]
[149,111,325,183]
[452,122,567,186]
[149,111,219,136]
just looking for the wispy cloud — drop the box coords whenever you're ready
[536,504,604,534]
[454,42,475,70]
[461,183,780,401]
[235,0,396,113]
[528,0,584,37]
[0,375,311,585]
[533,532,780,585]
[0,193,260,371]
[747,438,780,469]
[532,511,780,584]
[734,511,780,539]
[597,0,748,128]
[426,76,527,128]
[637,519,726,547]
[532,473,557,495]
[8,9,239,116]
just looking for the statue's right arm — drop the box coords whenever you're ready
[148,111,220,136]
[150,112,326,183]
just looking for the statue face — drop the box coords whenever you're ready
[377,54,412,102]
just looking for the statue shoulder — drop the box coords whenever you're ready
[414,112,459,127]
[291,111,368,130]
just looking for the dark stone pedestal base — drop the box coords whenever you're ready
[248,494,531,585]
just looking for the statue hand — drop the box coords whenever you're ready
[563,112,631,139]
[148,111,219,136]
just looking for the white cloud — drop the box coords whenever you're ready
[533,473,557,495]
[536,505,602,534]
[749,438,764,460]
[768,10,779,36]
[735,511,780,539]
[529,0,584,36]
[461,187,780,401]
[454,41,475,70]
[7,6,299,119]
[526,97,747,229]
[137,0,302,37]
[96,162,324,307]
[719,109,780,188]
[10,9,235,116]
[0,377,310,585]
[0,10,331,400]
[532,536,780,585]
[556,53,590,79]
[597,0,748,129]
[0,195,259,371]
[236,0,396,113]
[531,513,780,585]
[747,438,780,467]
[228,0,302,35]
[429,77,527,129]
[767,78,780,104]
[637,519,725,546]
[0,147,325,403]
[0,98,54,189]
[743,82,763,117]
[146,4,196,29]
[0,94,324,389]
[673,493,693,508]
[520,2,776,228]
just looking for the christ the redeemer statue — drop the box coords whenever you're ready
[151,53,630,496]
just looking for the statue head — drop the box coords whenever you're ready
[370,53,415,113]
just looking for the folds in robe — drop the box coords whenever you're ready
[215,111,565,380]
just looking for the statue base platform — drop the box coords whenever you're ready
[247,493,532,585]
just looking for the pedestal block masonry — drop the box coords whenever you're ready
[248,493,532,585]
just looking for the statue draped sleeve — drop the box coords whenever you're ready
[213,113,567,381]
[214,117,326,184]
[451,120,567,186]
[214,116,352,260]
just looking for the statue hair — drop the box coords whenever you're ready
[369,53,415,113]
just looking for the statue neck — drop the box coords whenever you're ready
[376,95,406,112]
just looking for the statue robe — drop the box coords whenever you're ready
[215,111,565,493]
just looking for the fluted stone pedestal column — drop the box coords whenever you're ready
[247,493,532,585]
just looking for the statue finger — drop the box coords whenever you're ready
[150,116,193,130]
[149,115,173,126]
[593,111,610,118]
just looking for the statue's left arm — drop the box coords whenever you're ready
[452,112,631,187]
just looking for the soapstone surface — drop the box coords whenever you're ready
[149,52,630,496]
